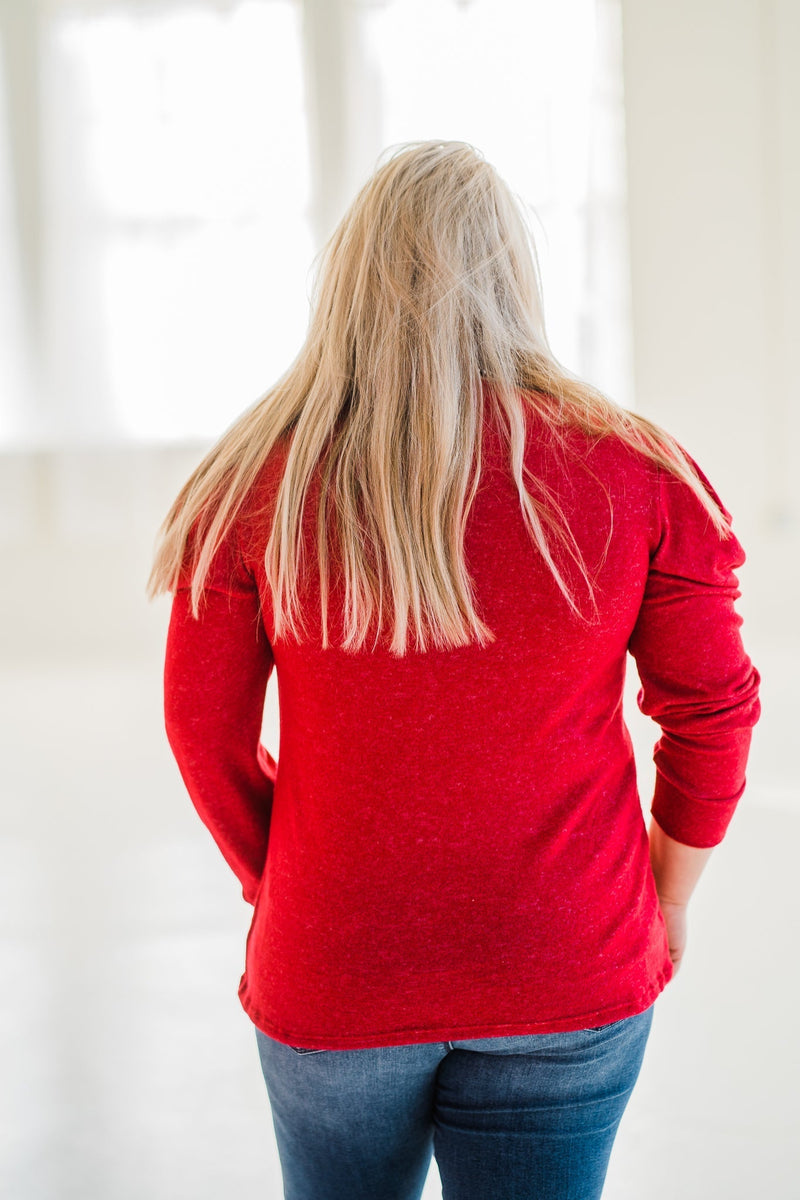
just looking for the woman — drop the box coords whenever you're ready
[150,141,760,1200]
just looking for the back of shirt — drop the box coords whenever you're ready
[165,396,760,1049]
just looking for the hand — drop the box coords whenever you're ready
[658,898,688,975]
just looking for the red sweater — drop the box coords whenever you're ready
[164,397,760,1049]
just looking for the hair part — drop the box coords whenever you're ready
[149,140,728,654]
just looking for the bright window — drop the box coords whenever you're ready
[40,0,311,443]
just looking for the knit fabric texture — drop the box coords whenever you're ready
[164,397,760,1050]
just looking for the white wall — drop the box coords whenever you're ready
[0,444,200,664]
[621,0,799,562]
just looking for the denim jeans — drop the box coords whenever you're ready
[254,1003,654,1200]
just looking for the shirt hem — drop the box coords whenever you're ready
[237,970,671,1051]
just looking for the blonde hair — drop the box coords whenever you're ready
[149,139,727,654]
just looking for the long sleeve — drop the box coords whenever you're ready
[628,465,761,848]
[164,577,276,904]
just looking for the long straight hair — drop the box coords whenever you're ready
[149,140,727,654]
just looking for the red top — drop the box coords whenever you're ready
[164,394,760,1049]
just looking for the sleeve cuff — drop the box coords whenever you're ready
[650,772,741,848]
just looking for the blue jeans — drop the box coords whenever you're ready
[254,1004,654,1200]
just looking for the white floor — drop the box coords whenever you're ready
[0,627,797,1199]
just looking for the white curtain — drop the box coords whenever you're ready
[0,0,631,446]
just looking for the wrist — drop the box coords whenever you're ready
[656,894,688,910]
[649,817,714,909]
